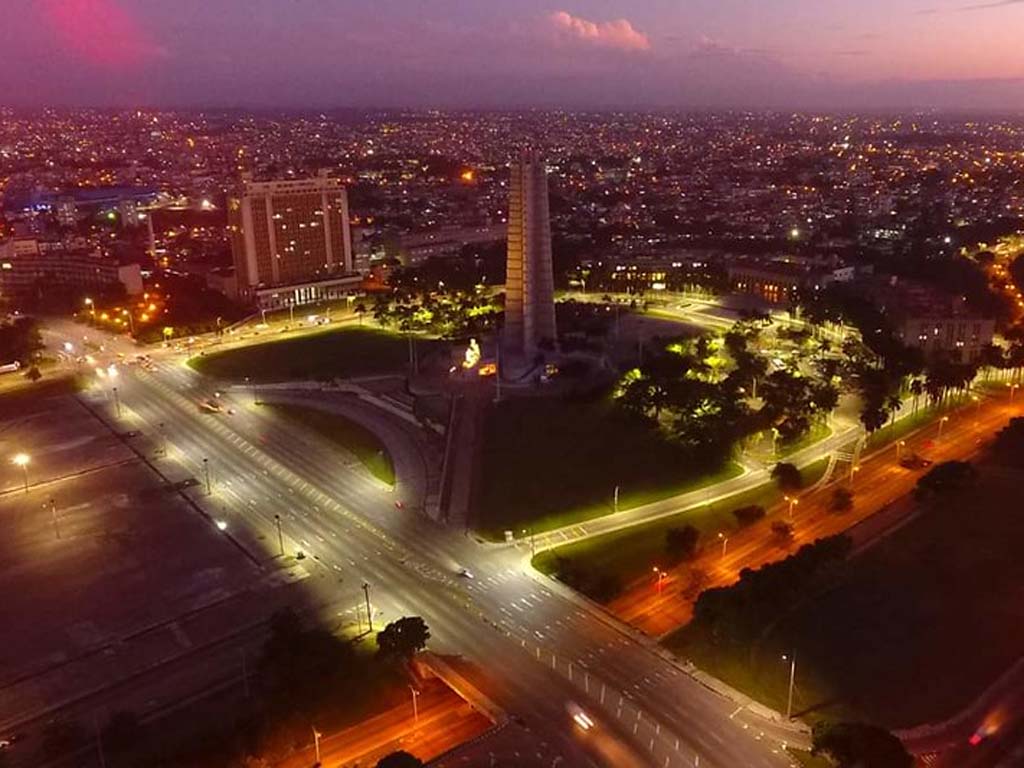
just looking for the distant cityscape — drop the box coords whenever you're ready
[2,105,1024,768]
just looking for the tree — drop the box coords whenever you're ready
[102,710,147,758]
[24,365,41,382]
[40,719,87,760]
[771,520,794,540]
[811,721,913,768]
[376,616,430,660]
[915,460,977,499]
[771,462,802,492]
[665,525,699,563]
[355,302,367,325]
[733,505,766,526]
[830,487,854,512]
[376,751,424,768]
[992,417,1024,466]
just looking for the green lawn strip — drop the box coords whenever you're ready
[189,327,440,383]
[532,458,829,594]
[0,375,82,417]
[777,421,831,458]
[786,749,832,768]
[476,393,742,539]
[665,462,1024,729]
[265,403,395,485]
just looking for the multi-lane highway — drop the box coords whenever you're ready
[53,320,804,767]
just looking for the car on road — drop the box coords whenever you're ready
[899,453,933,470]
[457,567,474,579]
[567,703,595,731]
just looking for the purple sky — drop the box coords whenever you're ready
[2,0,1024,110]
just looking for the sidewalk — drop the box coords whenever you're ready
[606,396,1022,636]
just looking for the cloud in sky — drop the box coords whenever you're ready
[39,0,166,69]
[549,10,651,52]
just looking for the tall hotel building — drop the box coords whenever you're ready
[503,152,557,357]
[228,170,358,308]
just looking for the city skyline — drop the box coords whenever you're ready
[2,0,1024,111]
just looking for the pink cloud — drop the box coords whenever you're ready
[549,10,651,52]
[39,0,166,69]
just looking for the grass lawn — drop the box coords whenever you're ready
[666,461,1024,729]
[476,394,741,538]
[777,422,831,457]
[0,375,82,418]
[264,403,396,485]
[532,458,829,593]
[189,327,442,383]
[786,749,831,768]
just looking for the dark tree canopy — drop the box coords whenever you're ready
[771,462,803,492]
[376,751,425,768]
[376,616,430,660]
[811,721,913,768]
[915,460,977,499]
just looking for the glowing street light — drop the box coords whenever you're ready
[784,495,799,519]
[896,439,906,460]
[409,686,421,724]
[312,726,322,763]
[782,652,798,719]
[1008,382,1019,401]
[652,566,667,594]
[717,532,729,559]
[12,453,30,492]
[938,415,950,438]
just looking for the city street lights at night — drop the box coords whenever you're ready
[784,495,798,519]
[202,457,211,494]
[362,582,373,632]
[410,686,421,724]
[111,386,121,418]
[717,532,729,559]
[1008,382,1019,401]
[652,566,667,593]
[522,527,536,558]
[48,497,60,539]
[12,453,30,493]
[782,652,798,719]
[896,440,906,460]
[312,726,322,764]
[938,415,950,438]
[274,513,284,556]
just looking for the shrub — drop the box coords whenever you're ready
[733,504,766,526]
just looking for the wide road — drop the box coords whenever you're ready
[607,394,1024,635]
[60,336,803,767]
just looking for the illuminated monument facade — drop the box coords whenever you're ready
[503,151,557,358]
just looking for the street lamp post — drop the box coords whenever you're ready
[938,415,950,438]
[410,686,421,725]
[49,497,60,539]
[158,422,167,457]
[1009,382,1020,401]
[12,453,30,493]
[362,582,373,632]
[112,386,121,418]
[522,527,536,558]
[613,484,620,514]
[652,567,667,594]
[784,495,798,519]
[312,726,322,764]
[896,440,906,460]
[274,513,284,556]
[202,458,211,494]
[717,532,728,559]
[783,652,797,719]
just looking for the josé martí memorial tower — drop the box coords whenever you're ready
[503,150,557,365]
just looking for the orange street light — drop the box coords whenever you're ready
[652,566,667,593]
[12,453,30,492]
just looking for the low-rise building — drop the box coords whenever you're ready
[874,277,995,363]
[0,238,143,301]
